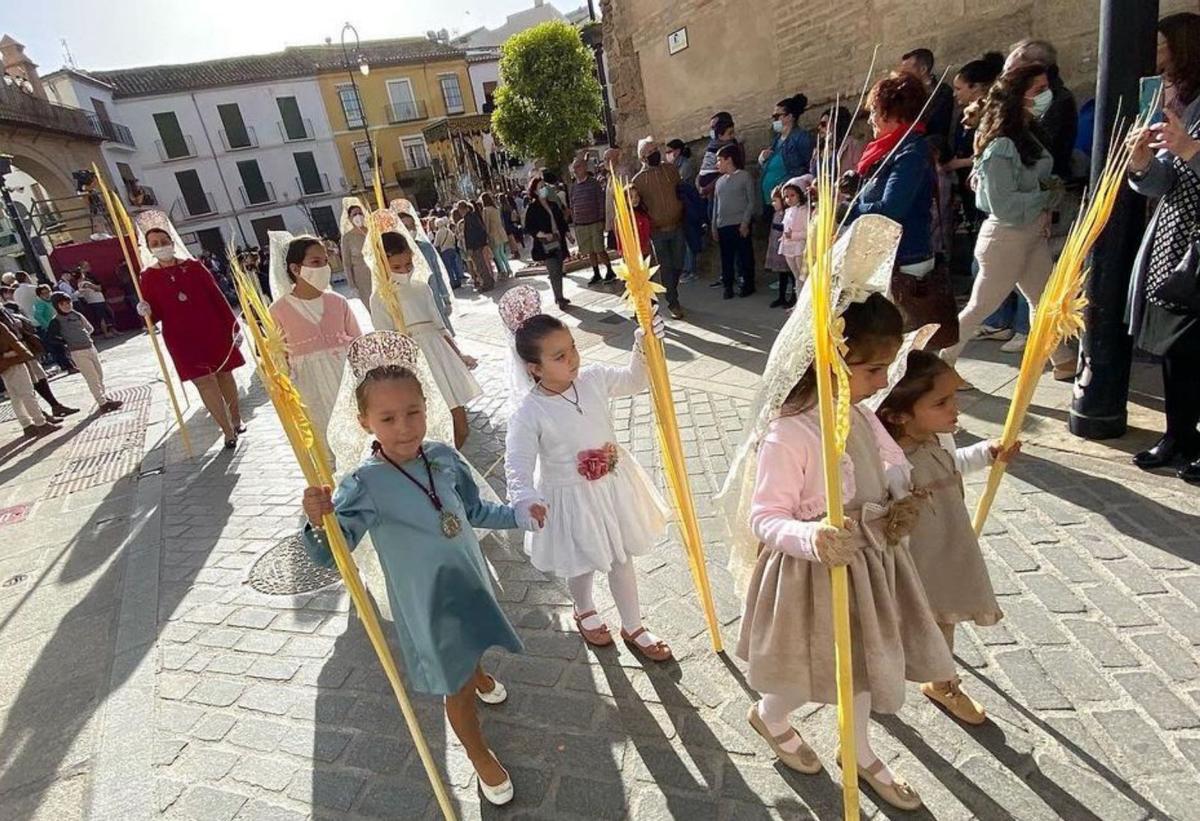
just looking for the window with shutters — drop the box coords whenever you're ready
[338,85,365,129]
[294,152,324,195]
[153,111,192,159]
[439,74,465,115]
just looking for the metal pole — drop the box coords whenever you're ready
[0,162,49,284]
[341,23,376,193]
[1069,0,1159,439]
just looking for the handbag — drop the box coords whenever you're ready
[1156,228,1200,313]
[541,237,561,255]
[890,263,960,349]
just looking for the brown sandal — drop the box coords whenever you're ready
[620,627,673,662]
[573,609,613,647]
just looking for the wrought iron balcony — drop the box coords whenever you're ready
[385,100,427,124]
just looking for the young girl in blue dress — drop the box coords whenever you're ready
[302,332,546,806]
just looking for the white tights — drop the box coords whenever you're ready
[757,691,894,785]
[568,560,642,632]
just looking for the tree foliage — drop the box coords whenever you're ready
[491,21,604,171]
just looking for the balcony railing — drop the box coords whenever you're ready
[239,181,277,207]
[171,192,217,222]
[295,173,330,197]
[85,112,136,147]
[385,100,427,124]
[0,82,107,142]
[155,134,198,162]
[218,125,259,152]
[278,118,314,142]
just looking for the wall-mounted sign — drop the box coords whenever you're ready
[668,28,688,56]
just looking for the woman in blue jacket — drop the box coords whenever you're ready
[846,73,956,347]
[759,94,813,219]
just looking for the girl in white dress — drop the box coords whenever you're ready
[267,233,362,450]
[504,313,674,661]
[369,230,480,448]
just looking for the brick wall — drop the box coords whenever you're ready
[603,0,1197,157]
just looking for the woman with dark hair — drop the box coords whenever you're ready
[943,64,1073,378]
[811,105,863,174]
[457,200,495,292]
[948,53,1006,221]
[1126,12,1200,482]
[480,192,513,280]
[846,73,952,345]
[759,94,813,215]
[267,234,362,446]
[137,224,247,448]
[500,193,524,259]
[524,177,572,310]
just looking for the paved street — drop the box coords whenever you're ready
[1,260,1199,821]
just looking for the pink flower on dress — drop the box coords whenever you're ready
[577,442,620,481]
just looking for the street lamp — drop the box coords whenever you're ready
[340,22,377,191]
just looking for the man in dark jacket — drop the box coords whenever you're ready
[900,48,955,161]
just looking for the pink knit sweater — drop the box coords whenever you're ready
[750,405,909,562]
[268,292,361,358]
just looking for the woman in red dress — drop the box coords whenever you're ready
[137,227,246,449]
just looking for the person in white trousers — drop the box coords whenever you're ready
[48,293,123,413]
[0,322,60,437]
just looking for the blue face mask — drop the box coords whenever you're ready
[1030,88,1053,118]
[772,120,784,134]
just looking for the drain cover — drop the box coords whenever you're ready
[247,535,342,595]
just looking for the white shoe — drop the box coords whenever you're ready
[999,333,1027,353]
[476,676,507,705]
[975,325,1014,341]
[478,751,514,806]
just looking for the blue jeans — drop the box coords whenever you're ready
[984,291,1030,334]
[439,248,464,288]
[649,227,686,308]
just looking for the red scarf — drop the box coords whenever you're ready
[856,122,925,175]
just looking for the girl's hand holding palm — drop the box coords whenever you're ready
[303,486,334,526]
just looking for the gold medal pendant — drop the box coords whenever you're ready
[440,510,462,538]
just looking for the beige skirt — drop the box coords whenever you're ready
[736,511,955,714]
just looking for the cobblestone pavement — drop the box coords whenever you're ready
[1,263,1199,821]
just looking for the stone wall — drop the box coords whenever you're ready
[602,0,1196,157]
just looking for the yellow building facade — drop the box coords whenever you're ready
[304,38,477,206]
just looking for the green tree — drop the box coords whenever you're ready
[491,21,604,171]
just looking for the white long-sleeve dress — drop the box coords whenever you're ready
[369,274,481,409]
[504,343,669,578]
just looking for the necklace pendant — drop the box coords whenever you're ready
[177,292,188,302]
[440,509,463,538]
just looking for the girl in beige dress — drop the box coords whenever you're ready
[736,294,955,812]
[877,350,1018,726]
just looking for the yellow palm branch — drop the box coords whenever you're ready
[228,249,456,820]
[610,169,722,653]
[972,103,1151,535]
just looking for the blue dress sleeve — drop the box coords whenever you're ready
[441,444,519,530]
[301,470,378,568]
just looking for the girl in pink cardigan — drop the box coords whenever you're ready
[736,293,953,812]
[268,235,362,449]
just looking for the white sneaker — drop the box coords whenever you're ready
[1000,333,1027,353]
[975,325,1014,341]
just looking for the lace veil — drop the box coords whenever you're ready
[267,231,296,301]
[362,208,432,292]
[339,196,367,237]
[498,285,543,412]
[132,210,194,269]
[716,213,902,595]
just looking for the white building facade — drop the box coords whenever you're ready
[45,67,350,256]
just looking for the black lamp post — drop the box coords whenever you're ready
[340,23,378,192]
[1069,0,1159,439]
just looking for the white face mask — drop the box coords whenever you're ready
[151,246,175,262]
[351,214,365,228]
[1029,88,1053,118]
[391,270,413,285]
[772,119,785,134]
[300,264,331,291]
